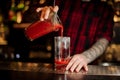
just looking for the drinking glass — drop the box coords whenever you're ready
[54,36,70,71]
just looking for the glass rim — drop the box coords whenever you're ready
[54,36,70,38]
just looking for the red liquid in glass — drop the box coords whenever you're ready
[25,20,63,41]
[55,58,70,70]
[55,58,69,65]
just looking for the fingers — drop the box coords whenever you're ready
[39,6,51,21]
[66,54,88,72]
[40,9,45,21]
[75,63,83,72]
[36,8,42,12]
[66,56,76,71]
[66,57,78,72]
[83,64,88,72]
[36,6,59,21]
[44,6,51,19]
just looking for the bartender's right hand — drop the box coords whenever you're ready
[36,6,59,21]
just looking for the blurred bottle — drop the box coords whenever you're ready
[0,9,7,45]
[9,0,17,22]
[16,0,25,23]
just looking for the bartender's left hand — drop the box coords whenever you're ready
[66,54,88,72]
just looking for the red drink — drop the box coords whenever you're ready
[55,58,70,65]
[25,20,63,41]
[55,58,70,70]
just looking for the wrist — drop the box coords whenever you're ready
[82,52,93,64]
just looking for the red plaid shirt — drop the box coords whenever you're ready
[55,0,114,55]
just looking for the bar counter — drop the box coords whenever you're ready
[0,61,120,80]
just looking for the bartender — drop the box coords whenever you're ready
[36,0,114,72]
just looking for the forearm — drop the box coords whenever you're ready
[82,38,109,63]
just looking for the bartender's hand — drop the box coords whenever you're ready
[36,6,59,21]
[66,54,88,72]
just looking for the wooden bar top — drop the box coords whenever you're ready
[0,61,120,80]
